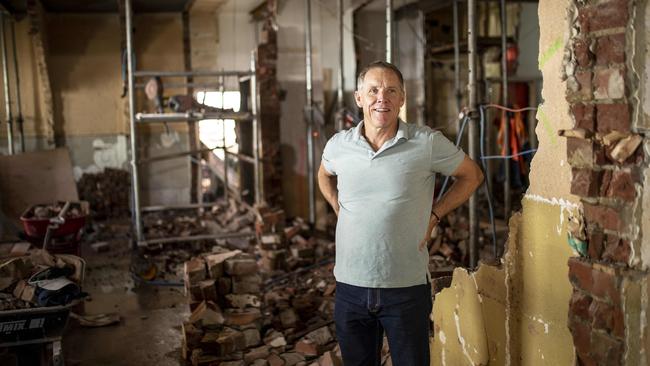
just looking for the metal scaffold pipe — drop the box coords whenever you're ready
[385,0,393,63]
[453,0,461,115]
[337,0,344,131]
[125,0,144,243]
[500,0,511,224]
[467,0,479,269]
[305,0,316,225]
[0,13,13,155]
[251,50,262,206]
[10,19,23,153]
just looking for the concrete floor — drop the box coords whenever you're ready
[61,232,190,366]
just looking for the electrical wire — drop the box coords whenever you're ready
[482,104,537,113]
[437,114,469,200]
[479,106,498,257]
[480,149,537,160]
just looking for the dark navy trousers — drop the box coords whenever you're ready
[334,281,432,366]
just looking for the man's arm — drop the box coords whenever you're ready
[419,155,484,250]
[318,162,340,216]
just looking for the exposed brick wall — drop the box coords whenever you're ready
[565,0,647,364]
[257,0,283,207]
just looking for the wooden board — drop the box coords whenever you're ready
[0,148,79,230]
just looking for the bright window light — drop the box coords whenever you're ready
[196,91,241,160]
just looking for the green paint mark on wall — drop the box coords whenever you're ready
[537,106,558,146]
[539,37,563,69]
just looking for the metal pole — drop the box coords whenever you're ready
[500,0,511,222]
[221,73,228,201]
[385,0,393,63]
[336,0,344,131]
[305,0,316,224]
[453,0,461,116]
[250,50,262,205]
[125,0,144,243]
[10,19,23,153]
[467,0,479,269]
[0,13,13,155]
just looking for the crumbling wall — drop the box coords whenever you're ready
[430,0,581,364]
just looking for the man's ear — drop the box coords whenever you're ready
[354,91,362,108]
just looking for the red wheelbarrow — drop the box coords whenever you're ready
[19,202,89,257]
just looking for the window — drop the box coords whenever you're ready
[195,91,241,160]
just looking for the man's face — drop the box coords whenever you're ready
[354,67,405,132]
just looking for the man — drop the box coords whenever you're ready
[318,61,483,365]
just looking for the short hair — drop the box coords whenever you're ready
[356,61,405,92]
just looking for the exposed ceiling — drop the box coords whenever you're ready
[0,0,233,16]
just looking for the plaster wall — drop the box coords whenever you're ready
[430,0,578,364]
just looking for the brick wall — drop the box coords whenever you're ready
[257,0,283,207]
[565,0,646,364]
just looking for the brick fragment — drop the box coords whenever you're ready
[569,290,593,321]
[599,170,612,196]
[568,317,591,357]
[594,68,625,100]
[568,257,593,293]
[571,169,601,197]
[583,203,621,231]
[590,331,624,365]
[591,266,620,305]
[596,103,629,133]
[596,34,625,66]
[577,0,628,33]
[574,38,593,67]
[185,258,207,286]
[602,235,631,264]
[571,103,595,131]
[588,229,604,260]
[225,257,258,276]
[605,170,636,201]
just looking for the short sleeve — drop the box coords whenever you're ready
[430,131,465,176]
[321,134,338,175]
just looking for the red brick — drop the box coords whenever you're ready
[596,103,630,133]
[569,317,592,356]
[594,68,625,100]
[596,34,625,66]
[577,0,629,33]
[570,290,593,321]
[605,170,636,201]
[576,352,598,366]
[589,299,613,332]
[590,331,624,365]
[568,257,594,293]
[571,169,601,197]
[611,305,625,338]
[575,71,593,100]
[574,38,593,67]
[588,229,604,260]
[602,235,631,264]
[567,138,606,167]
[599,170,613,196]
[583,202,621,231]
[591,266,620,305]
[571,103,595,131]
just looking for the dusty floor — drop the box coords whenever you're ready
[61,237,189,366]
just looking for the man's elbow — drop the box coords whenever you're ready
[469,162,484,192]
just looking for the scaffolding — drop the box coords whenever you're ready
[124,0,262,248]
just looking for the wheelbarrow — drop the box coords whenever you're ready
[20,202,89,256]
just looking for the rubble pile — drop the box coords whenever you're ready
[77,168,130,219]
[256,207,335,274]
[23,202,85,220]
[182,249,265,365]
[0,248,85,310]
[181,245,343,366]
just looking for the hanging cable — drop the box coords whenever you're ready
[480,149,537,160]
[479,106,498,257]
[437,114,469,200]
[482,104,537,113]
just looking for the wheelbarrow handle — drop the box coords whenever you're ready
[50,202,71,226]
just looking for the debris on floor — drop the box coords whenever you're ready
[0,248,86,310]
[77,168,131,219]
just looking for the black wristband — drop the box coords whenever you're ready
[431,210,440,221]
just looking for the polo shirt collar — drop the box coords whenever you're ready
[353,119,410,142]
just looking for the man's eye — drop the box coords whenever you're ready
[369,88,378,94]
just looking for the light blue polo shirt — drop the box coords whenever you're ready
[322,120,465,288]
